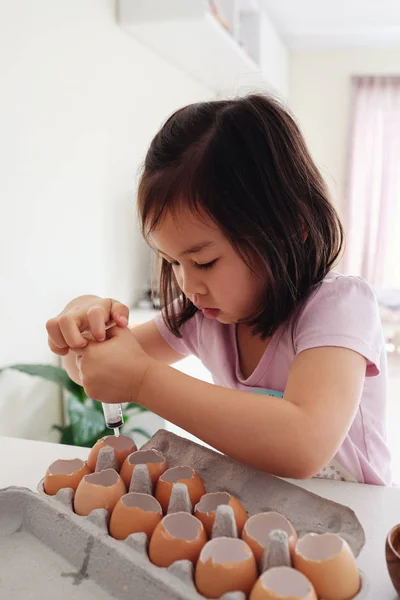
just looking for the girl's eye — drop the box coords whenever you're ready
[195,259,217,270]
[167,259,217,270]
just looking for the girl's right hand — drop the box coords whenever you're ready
[46,295,129,356]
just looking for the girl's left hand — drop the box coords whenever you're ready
[72,326,150,405]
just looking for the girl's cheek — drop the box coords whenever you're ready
[173,268,183,288]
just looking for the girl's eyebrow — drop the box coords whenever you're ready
[156,241,215,258]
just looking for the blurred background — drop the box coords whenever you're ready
[1,1,399,477]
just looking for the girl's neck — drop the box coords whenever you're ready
[235,323,272,379]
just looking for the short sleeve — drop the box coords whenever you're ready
[293,274,384,376]
[154,305,203,358]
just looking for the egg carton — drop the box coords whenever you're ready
[0,430,368,599]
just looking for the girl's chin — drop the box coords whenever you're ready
[215,312,234,324]
[213,309,246,324]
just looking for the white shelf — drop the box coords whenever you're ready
[117,0,272,96]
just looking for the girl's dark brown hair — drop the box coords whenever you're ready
[137,94,344,339]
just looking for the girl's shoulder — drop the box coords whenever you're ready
[292,271,383,375]
[301,270,379,315]
[312,269,377,297]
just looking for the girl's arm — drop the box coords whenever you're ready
[137,346,366,479]
[76,327,366,479]
[130,320,186,365]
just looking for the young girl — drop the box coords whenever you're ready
[46,94,391,486]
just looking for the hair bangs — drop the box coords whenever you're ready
[138,152,217,242]
[137,135,221,336]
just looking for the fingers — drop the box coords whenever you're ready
[87,305,107,341]
[46,297,129,357]
[46,314,87,353]
[46,317,69,350]
[106,323,125,339]
[58,314,88,349]
[110,300,129,327]
[47,336,70,356]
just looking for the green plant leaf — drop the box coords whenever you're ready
[1,364,85,400]
[81,427,112,448]
[67,395,107,446]
[52,424,75,445]
[91,399,104,413]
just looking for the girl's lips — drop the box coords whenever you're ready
[202,308,220,319]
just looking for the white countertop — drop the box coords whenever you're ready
[1,435,399,599]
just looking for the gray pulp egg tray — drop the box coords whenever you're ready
[0,429,368,600]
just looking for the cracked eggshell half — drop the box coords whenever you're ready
[87,434,137,471]
[148,511,207,568]
[120,449,168,488]
[155,466,206,513]
[195,537,258,598]
[242,512,297,564]
[294,533,361,600]
[194,491,248,536]
[74,469,126,516]
[249,566,317,600]
[43,458,91,495]
[110,492,163,540]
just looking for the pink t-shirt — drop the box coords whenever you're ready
[155,271,391,485]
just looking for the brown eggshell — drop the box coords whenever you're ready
[110,492,163,540]
[149,512,207,568]
[74,469,126,516]
[195,537,258,598]
[242,512,298,564]
[87,435,137,471]
[386,523,400,596]
[43,458,91,495]
[194,491,248,536]
[249,566,317,600]
[155,466,206,513]
[120,449,168,488]
[294,533,360,600]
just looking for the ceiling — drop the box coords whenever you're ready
[262,0,400,48]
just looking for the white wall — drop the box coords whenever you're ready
[289,47,400,215]
[259,8,289,101]
[0,0,212,440]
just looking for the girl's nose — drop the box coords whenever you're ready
[179,269,207,298]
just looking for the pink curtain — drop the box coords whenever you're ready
[344,76,400,287]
